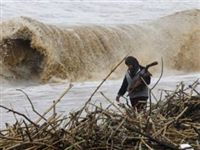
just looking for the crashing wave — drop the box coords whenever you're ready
[0,9,199,82]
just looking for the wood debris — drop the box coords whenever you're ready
[0,80,200,150]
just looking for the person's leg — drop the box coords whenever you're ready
[130,98,138,107]
[130,97,148,112]
[136,100,147,111]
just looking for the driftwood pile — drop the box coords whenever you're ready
[0,80,200,150]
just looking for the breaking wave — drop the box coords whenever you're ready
[0,9,199,82]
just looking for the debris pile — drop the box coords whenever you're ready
[0,81,200,150]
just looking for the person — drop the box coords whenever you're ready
[116,56,151,111]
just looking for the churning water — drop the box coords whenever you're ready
[0,0,200,127]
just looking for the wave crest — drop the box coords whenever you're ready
[0,9,200,82]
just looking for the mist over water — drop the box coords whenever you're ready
[0,1,200,127]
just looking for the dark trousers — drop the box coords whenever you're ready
[130,96,148,111]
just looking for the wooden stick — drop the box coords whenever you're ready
[76,55,128,118]
[35,83,73,123]
[85,55,127,107]
[0,105,38,127]
[16,89,47,121]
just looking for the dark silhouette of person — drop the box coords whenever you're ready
[116,56,151,111]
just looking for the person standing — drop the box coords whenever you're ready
[116,56,151,111]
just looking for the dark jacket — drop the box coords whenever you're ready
[118,66,151,98]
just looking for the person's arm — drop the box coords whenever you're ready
[128,69,151,94]
[116,76,128,102]
[141,70,151,85]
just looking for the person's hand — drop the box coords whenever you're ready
[116,95,120,102]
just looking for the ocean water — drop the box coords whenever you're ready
[1,0,199,25]
[0,0,200,127]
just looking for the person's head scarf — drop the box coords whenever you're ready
[125,56,140,75]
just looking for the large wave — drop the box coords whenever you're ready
[0,9,199,82]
